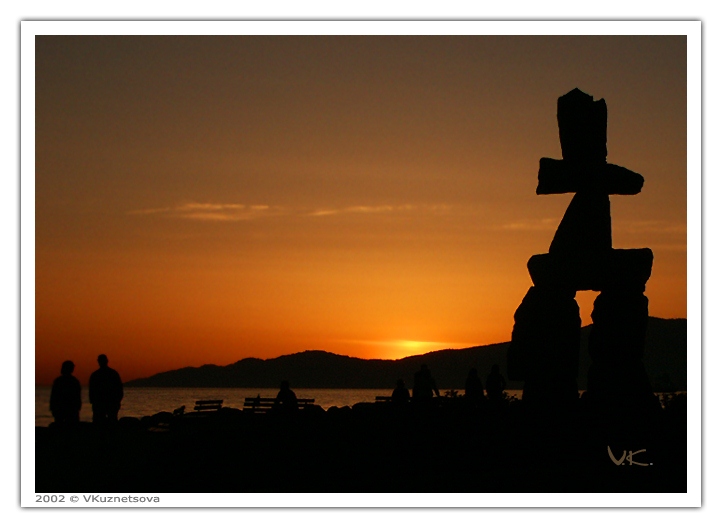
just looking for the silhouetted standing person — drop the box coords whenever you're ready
[486,364,506,402]
[89,354,123,424]
[413,364,440,403]
[50,360,81,425]
[274,380,298,414]
[391,378,410,405]
[464,368,484,404]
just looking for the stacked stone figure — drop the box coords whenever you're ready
[507,88,657,413]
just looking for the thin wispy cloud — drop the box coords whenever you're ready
[128,206,174,216]
[495,218,686,236]
[498,219,558,231]
[128,202,280,221]
[615,220,687,235]
[615,221,687,252]
[130,202,449,221]
[308,205,414,217]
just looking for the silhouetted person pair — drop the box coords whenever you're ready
[50,360,82,425]
[274,381,298,414]
[464,368,484,404]
[89,354,124,424]
[486,364,506,402]
[413,364,440,403]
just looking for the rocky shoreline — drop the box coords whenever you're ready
[36,395,687,493]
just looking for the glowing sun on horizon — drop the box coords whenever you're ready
[391,340,460,358]
[337,338,480,361]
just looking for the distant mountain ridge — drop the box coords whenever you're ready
[125,317,687,391]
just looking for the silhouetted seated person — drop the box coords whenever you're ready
[485,364,506,403]
[273,381,298,414]
[413,364,440,406]
[464,368,484,405]
[391,378,410,406]
[50,360,82,426]
[89,354,124,425]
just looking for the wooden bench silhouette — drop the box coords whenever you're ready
[193,399,223,412]
[243,397,315,413]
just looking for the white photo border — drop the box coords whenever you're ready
[20,19,702,508]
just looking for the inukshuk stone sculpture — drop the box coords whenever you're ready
[507,88,656,412]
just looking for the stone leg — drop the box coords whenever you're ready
[507,286,581,408]
[587,290,658,412]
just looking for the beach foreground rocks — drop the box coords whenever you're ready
[35,397,686,493]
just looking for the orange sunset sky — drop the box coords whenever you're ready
[34,35,687,385]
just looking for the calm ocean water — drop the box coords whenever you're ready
[35,386,476,427]
[35,387,681,427]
